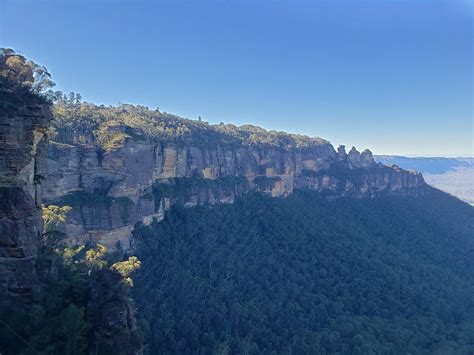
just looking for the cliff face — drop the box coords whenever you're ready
[0,102,142,351]
[0,103,51,302]
[44,115,426,250]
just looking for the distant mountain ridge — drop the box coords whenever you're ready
[375,155,473,174]
[375,155,474,205]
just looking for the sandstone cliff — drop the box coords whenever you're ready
[0,102,51,302]
[44,104,426,250]
[0,101,143,351]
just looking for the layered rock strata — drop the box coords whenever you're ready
[43,132,426,250]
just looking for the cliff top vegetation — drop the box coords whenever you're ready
[1,47,330,151]
[0,48,55,110]
[51,101,330,150]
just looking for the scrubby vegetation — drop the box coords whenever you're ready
[153,176,249,207]
[0,205,142,354]
[58,191,134,210]
[50,102,329,151]
[0,47,326,152]
[0,48,55,109]
[133,187,474,354]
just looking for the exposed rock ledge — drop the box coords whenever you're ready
[43,132,426,251]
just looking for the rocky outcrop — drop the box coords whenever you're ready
[87,269,141,354]
[0,103,51,302]
[44,141,155,250]
[43,128,426,250]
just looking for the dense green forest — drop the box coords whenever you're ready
[133,187,474,354]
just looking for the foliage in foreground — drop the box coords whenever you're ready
[0,206,142,354]
[133,188,474,354]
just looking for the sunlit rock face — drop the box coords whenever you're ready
[0,103,51,302]
[44,124,426,250]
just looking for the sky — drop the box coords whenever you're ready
[1,0,472,156]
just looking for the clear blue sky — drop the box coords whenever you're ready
[1,0,472,156]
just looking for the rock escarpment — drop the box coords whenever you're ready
[0,103,51,302]
[44,104,426,250]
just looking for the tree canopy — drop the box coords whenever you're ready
[133,188,474,354]
[0,48,55,107]
[0,206,143,354]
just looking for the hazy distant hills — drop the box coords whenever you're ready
[375,156,473,174]
[375,156,474,205]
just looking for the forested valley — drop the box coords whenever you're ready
[133,187,474,354]
[2,47,473,355]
